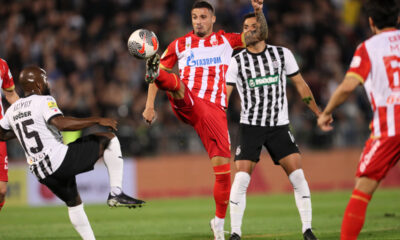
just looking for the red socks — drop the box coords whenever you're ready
[155,69,181,91]
[341,189,372,240]
[0,200,4,211]
[213,163,231,218]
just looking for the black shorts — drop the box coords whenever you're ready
[39,135,103,204]
[234,124,299,165]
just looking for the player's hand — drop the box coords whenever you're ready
[317,113,333,132]
[142,107,157,125]
[251,0,263,12]
[98,118,118,131]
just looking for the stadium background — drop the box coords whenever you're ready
[1,0,399,206]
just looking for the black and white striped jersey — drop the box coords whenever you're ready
[226,45,299,127]
[0,95,67,179]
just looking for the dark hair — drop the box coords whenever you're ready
[242,12,256,24]
[192,0,214,14]
[365,0,399,29]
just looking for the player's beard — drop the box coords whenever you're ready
[195,30,206,37]
[245,30,260,46]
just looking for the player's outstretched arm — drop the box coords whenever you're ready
[50,116,117,131]
[318,75,360,131]
[290,73,321,117]
[0,127,16,141]
[142,83,158,125]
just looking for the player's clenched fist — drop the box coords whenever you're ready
[142,107,156,125]
[251,0,263,12]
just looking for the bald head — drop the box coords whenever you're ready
[19,66,50,96]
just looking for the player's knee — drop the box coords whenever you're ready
[65,196,82,207]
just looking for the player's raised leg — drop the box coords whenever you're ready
[280,153,317,240]
[229,160,255,240]
[94,132,145,208]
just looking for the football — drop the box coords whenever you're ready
[127,29,159,59]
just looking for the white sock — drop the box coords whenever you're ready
[230,171,251,236]
[289,169,312,233]
[103,137,123,193]
[213,216,225,231]
[68,204,96,240]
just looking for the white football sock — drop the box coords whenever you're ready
[213,216,225,231]
[68,204,95,240]
[289,169,312,233]
[103,137,123,193]
[230,171,251,236]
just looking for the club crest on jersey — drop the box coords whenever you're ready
[186,51,222,67]
[248,74,279,88]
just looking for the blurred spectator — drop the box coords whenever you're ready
[0,0,373,158]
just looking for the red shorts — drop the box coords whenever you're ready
[356,135,400,181]
[167,85,231,159]
[0,142,8,182]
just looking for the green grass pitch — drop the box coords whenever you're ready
[1,189,399,239]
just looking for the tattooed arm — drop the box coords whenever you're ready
[252,0,268,41]
[290,73,321,117]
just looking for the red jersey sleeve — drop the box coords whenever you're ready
[346,43,371,83]
[0,59,15,90]
[160,40,178,71]
[220,30,245,50]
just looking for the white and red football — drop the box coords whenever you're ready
[127,29,159,59]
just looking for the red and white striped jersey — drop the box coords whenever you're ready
[347,29,400,138]
[160,30,244,108]
[0,58,15,118]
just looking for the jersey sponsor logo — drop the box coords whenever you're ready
[350,56,362,68]
[248,74,279,88]
[186,51,222,67]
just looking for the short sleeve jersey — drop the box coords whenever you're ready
[0,58,15,118]
[160,30,245,108]
[0,95,67,178]
[346,29,400,138]
[226,45,299,126]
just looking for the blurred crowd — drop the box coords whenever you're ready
[0,0,372,158]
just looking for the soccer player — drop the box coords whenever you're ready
[317,1,399,239]
[142,1,266,239]
[225,13,320,240]
[0,66,145,239]
[0,58,19,211]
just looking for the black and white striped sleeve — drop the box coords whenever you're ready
[283,47,300,77]
[226,57,239,86]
